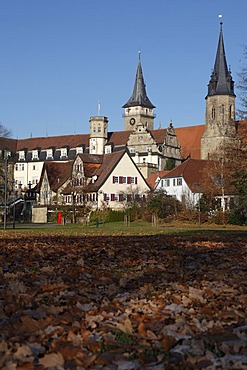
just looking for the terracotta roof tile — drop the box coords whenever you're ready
[0,137,17,151]
[175,125,205,159]
[45,161,73,191]
[162,158,212,192]
[16,134,90,151]
[146,170,170,190]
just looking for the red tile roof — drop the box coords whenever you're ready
[146,170,170,190]
[162,158,212,192]
[45,161,73,191]
[175,125,205,159]
[16,134,90,151]
[0,137,18,151]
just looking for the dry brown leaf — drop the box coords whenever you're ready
[39,352,64,368]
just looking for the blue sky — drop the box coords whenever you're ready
[0,0,246,139]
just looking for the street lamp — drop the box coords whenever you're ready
[3,154,10,230]
[12,179,16,229]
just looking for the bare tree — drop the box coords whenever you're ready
[0,122,12,138]
[237,46,247,119]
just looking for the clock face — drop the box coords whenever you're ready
[130,118,135,125]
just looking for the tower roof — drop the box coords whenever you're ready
[207,22,235,97]
[123,52,155,109]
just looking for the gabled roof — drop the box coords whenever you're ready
[85,150,127,192]
[38,161,73,192]
[122,53,155,109]
[162,158,212,192]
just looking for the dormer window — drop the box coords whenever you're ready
[60,148,68,158]
[46,148,53,159]
[32,150,39,160]
[19,150,25,160]
[105,145,112,154]
[76,146,83,154]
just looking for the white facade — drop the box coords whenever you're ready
[156,176,201,208]
[96,152,150,210]
[15,161,44,189]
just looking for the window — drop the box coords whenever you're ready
[46,149,53,159]
[127,176,137,184]
[110,193,118,201]
[129,148,135,154]
[60,148,67,158]
[177,178,182,186]
[113,176,118,184]
[212,106,216,120]
[105,146,112,154]
[19,151,25,160]
[33,165,36,170]
[76,147,83,154]
[32,150,39,160]
[104,193,110,201]
[165,179,170,187]
[173,179,176,186]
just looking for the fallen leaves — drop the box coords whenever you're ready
[0,232,246,368]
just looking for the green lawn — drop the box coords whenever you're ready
[1,220,247,237]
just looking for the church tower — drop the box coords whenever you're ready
[123,52,155,131]
[201,22,236,160]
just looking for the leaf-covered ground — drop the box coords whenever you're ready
[0,232,246,369]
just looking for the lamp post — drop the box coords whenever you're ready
[3,154,9,230]
[12,179,16,229]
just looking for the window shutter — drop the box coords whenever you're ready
[104,194,107,201]
[119,176,123,184]
[135,177,137,184]
[111,194,115,201]
[113,176,115,184]
[127,177,131,184]
[119,193,123,201]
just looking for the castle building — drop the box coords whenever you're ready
[0,22,245,200]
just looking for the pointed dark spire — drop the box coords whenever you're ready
[207,22,235,96]
[123,52,155,109]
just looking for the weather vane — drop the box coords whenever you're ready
[218,14,223,25]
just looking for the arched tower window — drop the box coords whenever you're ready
[221,104,225,115]
[211,107,216,120]
[229,105,234,119]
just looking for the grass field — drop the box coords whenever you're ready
[1,220,247,237]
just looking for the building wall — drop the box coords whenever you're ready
[97,152,150,209]
[156,177,200,208]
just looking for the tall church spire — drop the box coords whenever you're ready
[123,52,156,131]
[207,22,235,97]
[201,21,236,160]
[123,52,155,109]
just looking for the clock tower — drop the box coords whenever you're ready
[123,52,155,131]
